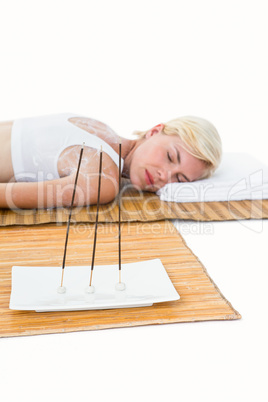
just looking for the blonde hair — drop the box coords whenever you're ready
[135,116,222,178]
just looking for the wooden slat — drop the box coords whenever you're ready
[0,220,240,337]
[1,186,268,226]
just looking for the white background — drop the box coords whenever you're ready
[0,1,268,401]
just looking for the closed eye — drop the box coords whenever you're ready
[168,152,181,182]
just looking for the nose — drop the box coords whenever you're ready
[157,166,174,184]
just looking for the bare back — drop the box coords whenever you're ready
[0,116,124,183]
[0,115,137,209]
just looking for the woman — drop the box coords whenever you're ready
[0,113,222,209]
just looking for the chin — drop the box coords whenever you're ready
[140,183,158,193]
[129,179,143,192]
[129,174,142,191]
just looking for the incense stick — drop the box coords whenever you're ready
[60,143,84,288]
[118,142,122,282]
[89,146,103,287]
[115,142,125,291]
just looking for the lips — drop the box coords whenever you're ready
[145,169,154,186]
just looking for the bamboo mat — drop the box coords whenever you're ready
[0,220,240,337]
[1,186,268,226]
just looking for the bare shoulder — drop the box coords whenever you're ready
[62,116,121,205]
[58,145,120,205]
[78,148,120,205]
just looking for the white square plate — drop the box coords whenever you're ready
[9,258,180,312]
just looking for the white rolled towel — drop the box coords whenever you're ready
[157,153,268,203]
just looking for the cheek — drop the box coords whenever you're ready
[144,144,165,163]
[130,143,166,176]
[130,146,150,170]
[149,147,166,167]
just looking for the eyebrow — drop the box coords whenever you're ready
[175,148,190,182]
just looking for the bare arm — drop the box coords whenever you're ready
[0,141,120,209]
[0,174,72,209]
[0,168,119,210]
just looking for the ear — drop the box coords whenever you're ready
[145,123,165,139]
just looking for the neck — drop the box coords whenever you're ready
[120,136,144,178]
